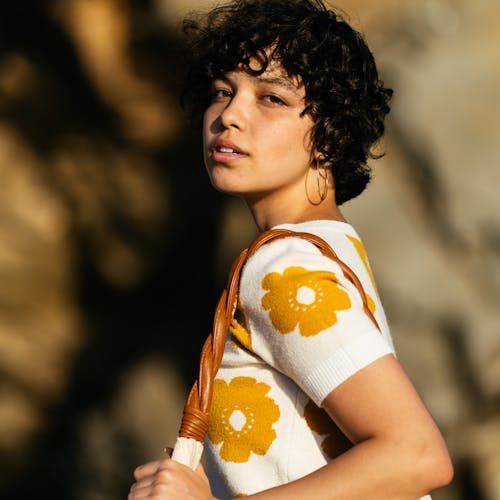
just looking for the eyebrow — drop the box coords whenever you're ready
[216,73,302,95]
[254,75,302,94]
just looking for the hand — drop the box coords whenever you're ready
[128,458,215,500]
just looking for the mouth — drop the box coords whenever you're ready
[210,139,247,160]
[216,146,243,154]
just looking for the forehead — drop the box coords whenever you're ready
[227,58,304,94]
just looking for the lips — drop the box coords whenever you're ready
[210,138,247,160]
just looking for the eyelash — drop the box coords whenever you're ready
[210,88,287,108]
[262,94,285,105]
[211,88,232,101]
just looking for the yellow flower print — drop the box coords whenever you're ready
[208,377,280,463]
[229,305,252,351]
[346,235,377,315]
[304,399,352,459]
[261,266,351,337]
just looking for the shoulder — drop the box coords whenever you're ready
[239,223,365,313]
[243,221,361,278]
[238,221,388,335]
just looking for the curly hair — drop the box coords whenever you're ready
[180,0,393,205]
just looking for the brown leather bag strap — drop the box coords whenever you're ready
[177,228,380,442]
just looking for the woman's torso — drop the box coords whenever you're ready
[205,220,397,498]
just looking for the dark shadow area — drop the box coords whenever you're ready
[455,460,487,500]
[0,1,225,497]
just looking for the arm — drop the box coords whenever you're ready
[129,237,453,498]
[129,354,452,500]
[244,353,453,500]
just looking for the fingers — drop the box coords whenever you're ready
[129,480,156,499]
[130,462,170,500]
[133,458,188,483]
[134,446,173,479]
[133,460,161,480]
[129,480,169,500]
[130,457,213,500]
[133,457,182,479]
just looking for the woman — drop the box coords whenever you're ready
[129,0,454,498]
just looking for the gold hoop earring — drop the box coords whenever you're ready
[316,159,328,202]
[306,159,329,205]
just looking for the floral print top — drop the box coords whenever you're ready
[205,220,395,499]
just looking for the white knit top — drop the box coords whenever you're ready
[204,220,430,500]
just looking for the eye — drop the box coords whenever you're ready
[210,88,232,102]
[262,94,286,106]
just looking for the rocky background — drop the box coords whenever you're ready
[0,0,498,498]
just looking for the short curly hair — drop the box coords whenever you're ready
[180,0,393,205]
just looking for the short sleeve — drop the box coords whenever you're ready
[238,235,394,406]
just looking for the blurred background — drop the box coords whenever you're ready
[0,0,499,498]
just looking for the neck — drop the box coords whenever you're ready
[245,187,346,232]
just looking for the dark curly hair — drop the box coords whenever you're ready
[180,0,393,205]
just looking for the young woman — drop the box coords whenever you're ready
[128,1,454,498]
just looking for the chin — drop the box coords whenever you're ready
[213,185,245,197]
[208,172,245,196]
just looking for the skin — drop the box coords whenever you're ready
[129,60,454,500]
[203,60,345,229]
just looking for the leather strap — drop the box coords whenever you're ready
[177,228,380,442]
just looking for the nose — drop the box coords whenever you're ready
[219,93,247,131]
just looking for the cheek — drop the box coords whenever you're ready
[202,111,211,144]
[299,117,315,151]
[272,122,314,160]
[202,113,213,167]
